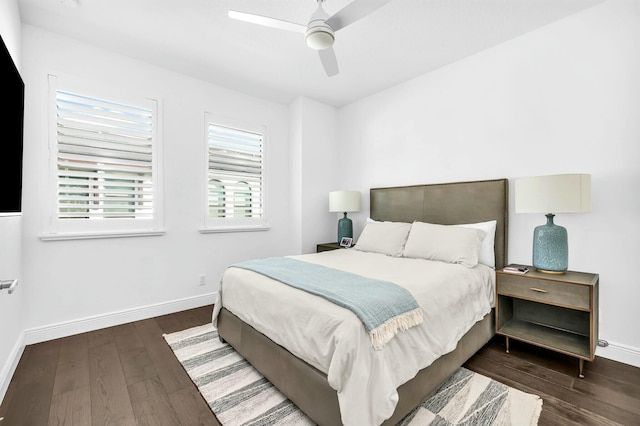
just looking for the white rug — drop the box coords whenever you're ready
[164,323,542,425]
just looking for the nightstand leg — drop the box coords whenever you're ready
[505,336,510,354]
[579,359,584,379]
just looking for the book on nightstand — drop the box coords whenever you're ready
[502,265,529,274]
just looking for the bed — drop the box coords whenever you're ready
[212,178,508,425]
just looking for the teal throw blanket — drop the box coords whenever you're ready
[231,257,423,349]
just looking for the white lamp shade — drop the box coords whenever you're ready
[329,191,361,213]
[515,174,591,214]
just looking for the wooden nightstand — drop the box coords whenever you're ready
[316,242,342,253]
[495,266,599,378]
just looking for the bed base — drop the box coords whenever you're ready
[218,307,495,425]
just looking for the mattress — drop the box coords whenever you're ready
[212,249,495,425]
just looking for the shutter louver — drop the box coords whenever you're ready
[56,90,154,219]
[207,124,263,219]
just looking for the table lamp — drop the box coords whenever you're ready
[329,190,361,243]
[515,174,591,274]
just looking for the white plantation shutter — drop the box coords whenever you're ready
[44,75,163,240]
[203,117,267,231]
[56,90,154,219]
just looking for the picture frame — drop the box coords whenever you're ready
[340,237,353,248]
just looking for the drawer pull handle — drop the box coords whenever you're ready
[530,287,548,293]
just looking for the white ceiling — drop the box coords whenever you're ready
[18,0,601,107]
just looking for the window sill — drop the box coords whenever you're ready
[198,225,270,234]
[39,229,165,241]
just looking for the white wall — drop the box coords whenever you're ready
[0,0,26,403]
[18,26,294,340]
[336,0,640,366]
[290,97,340,254]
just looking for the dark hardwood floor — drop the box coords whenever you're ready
[465,338,640,425]
[1,305,638,425]
[0,306,219,426]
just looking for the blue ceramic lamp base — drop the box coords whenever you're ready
[337,212,353,242]
[532,213,568,274]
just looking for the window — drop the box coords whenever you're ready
[202,115,267,232]
[43,75,163,240]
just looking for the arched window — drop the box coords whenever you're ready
[203,117,266,231]
[208,179,226,218]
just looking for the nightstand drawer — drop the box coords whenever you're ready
[498,274,590,310]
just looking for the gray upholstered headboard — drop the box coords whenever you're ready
[370,178,509,269]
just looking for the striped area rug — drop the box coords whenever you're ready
[163,323,542,425]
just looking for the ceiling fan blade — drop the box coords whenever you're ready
[228,10,306,34]
[318,47,339,77]
[326,0,393,31]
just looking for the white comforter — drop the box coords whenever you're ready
[212,249,495,426]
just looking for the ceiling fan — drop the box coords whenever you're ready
[228,0,393,77]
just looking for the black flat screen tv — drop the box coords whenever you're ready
[0,34,24,214]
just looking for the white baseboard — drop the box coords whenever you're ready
[596,340,640,369]
[0,333,25,406]
[24,292,217,345]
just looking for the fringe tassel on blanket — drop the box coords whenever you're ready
[370,308,424,350]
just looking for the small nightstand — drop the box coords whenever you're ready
[495,266,599,378]
[316,242,342,253]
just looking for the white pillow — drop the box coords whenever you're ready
[354,221,412,257]
[457,220,497,268]
[403,221,486,268]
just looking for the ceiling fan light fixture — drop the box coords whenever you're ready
[305,26,334,50]
[228,0,394,76]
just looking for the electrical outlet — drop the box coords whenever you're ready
[199,274,206,286]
